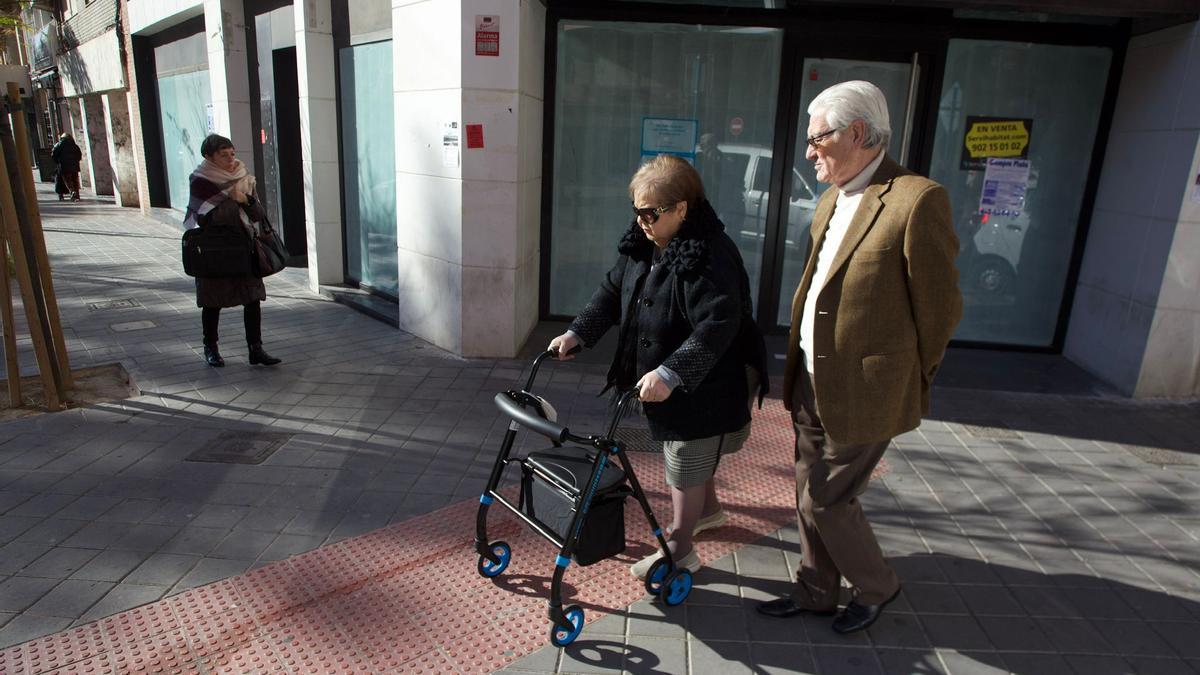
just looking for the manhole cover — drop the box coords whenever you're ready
[186,431,292,464]
[88,298,141,311]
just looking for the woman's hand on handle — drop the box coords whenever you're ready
[548,332,580,360]
[636,371,672,403]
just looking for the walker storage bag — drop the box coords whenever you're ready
[521,447,630,566]
[181,228,253,278]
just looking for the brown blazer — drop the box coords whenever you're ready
[783,155,963,445]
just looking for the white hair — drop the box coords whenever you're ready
[807,80,891,149]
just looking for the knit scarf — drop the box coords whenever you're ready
[183,158,256,229]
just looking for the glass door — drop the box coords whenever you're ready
[772,57,919,326]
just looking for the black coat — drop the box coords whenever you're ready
[51,138,82,172]
[194,196,267,309]
[570,200,768,441]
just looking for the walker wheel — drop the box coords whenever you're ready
[550,605,584,647]
[660,568,692,606]
[477,541,511,578]
[644,557,670,596]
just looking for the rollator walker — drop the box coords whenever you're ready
[474,348,693,647]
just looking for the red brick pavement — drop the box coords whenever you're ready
[3,399,887,674]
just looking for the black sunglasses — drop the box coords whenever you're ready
[632,203,672,224]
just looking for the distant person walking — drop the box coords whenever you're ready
[185,133,282,368]
[51,133,82,201]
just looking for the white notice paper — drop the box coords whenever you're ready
[443,121,460,168]
[979,157,1030,217]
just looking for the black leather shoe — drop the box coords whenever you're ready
[203,345,225,367]
[757,597,837,618]
[248,343,281,366]
[831,587,901,634]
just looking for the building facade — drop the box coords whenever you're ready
[107,1,1200,397]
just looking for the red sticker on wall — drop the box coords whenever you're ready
[465,124,484,149]
[475,15,499,57]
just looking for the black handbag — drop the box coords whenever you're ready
[251,219,287,278]
[181,227,254,278]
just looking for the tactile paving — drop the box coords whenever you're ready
[8,399,856,673]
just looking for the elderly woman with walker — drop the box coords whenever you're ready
[549,154,767,578]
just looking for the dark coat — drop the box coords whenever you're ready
[194,196,268,309]
[570,200,769,441]
[51,138,82,172]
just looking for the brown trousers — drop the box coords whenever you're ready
[789,368,899,608]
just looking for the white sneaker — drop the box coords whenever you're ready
[630,549,701,579]
[693,510,727,536]
[666,510,728,538]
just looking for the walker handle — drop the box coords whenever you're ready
[494,391,568,443]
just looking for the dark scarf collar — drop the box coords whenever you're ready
[617,199,724,279]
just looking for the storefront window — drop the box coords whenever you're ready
[929,40,1111,346]
[154,34,211,211]
[340,40,397,296]
[549,21,783,317]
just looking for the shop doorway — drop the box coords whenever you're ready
[271,46,308,264]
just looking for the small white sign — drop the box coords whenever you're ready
[641,117,698,159]
[978,157,1029,216]
[205,103,215,133]
[442,120,460,168]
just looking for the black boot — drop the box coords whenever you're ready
[204,345,225,367]
[248,343,281,366]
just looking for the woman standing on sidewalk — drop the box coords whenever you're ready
[548,154,768,578]
[185,134,281,368]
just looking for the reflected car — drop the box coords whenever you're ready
[712,143,820,250]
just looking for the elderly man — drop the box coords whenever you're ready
[757,81,962,634]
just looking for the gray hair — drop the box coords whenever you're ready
[807,80,891,149]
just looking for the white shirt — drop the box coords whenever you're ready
[799,150,886,373]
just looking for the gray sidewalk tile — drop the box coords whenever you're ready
[0,543,51,575]
[257,534,327,563]
[626,600,686,639]
[811,645,885,675]
[5,493,76,519]
[1122,656,1197,675]
[919,614,993,651]
[937,651,1009,674]
[621,635,686,674]
[174,558,251,591]
[1063,653,1133,674]
[686,604,748,641]
[0,516,41,544]
[876,649,947,675]
[110,523,181,552]
[25,579,114,618]
[689,639,753,674]
[21,547,100,580]
[69,550,147,583]
[124,553,199,587]
[0,614,72,650]
[159,526,232,556]
[0,576,60,612]
[749,643,817,674]
[14,518,87,546]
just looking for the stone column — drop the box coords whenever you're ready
[102,92,140,208]
[1065,20,1200,397]
[392,0,543,357]
[204,0,255,175]
[295,0,342,288]
[65,98,91,189]
[80,94,113,196]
